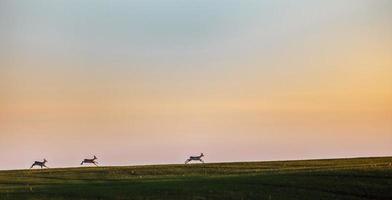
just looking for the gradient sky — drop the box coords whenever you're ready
[0,0,391,170]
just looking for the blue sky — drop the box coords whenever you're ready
[0,0,391,169]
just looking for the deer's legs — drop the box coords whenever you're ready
[199,159,204,163]
[185,159,190,164]
[81,161,84,165]
[93,162,98,166]
[30,164,35,169]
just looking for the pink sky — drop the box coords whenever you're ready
[0,0,391,169]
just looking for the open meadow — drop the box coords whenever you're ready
[0,157,391,200]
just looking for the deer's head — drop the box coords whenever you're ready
[93,155,97,160]
[43,159,47,163]
[200,153,204,157]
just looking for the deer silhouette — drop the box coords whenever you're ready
[185,153,205,164]
[81,155,98,166]
[30,159,48,169]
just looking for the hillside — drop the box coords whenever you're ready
[0,157,391,200]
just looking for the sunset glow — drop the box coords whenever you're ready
[0,0,391,169]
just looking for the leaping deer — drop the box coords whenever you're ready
[185,153,205,164]
[81,155,98,166]
[30,159,48,169]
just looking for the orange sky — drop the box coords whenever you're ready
[0,0,391,169]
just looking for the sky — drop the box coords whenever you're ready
[0,0,391,170]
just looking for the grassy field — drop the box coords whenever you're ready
[0,157,391,200]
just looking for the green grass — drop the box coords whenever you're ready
[0,157,392,200]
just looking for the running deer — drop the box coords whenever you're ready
[185,153,205,164]
[81,155,98,166]
[30,159,48,169]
